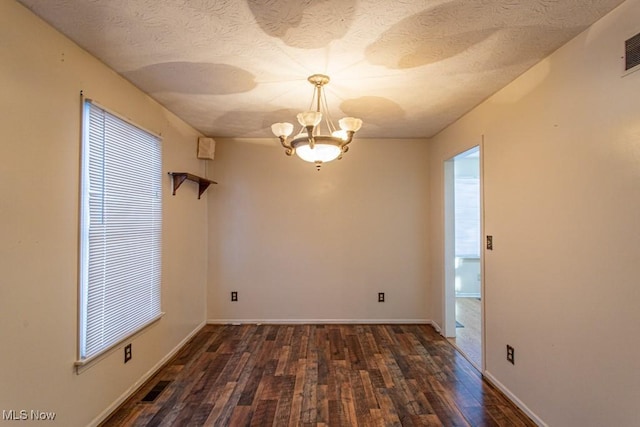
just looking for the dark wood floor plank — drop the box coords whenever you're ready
[228,405,252,427]
[375,388,403,427]
[265,325,277,341]
[202,380,235,425]
[374,352,395,388]
[316,384,330,425]
[345,332,368,370]
[250,399,277,427]
[101,324,537,427]
[300,359,318,424]
[338,372,358,425]
[238,364,264,406]
[359,370,380,410]
[288,359,306,426]
[405,378,437,416]
[316,327,330,386]
[329,327,346,361]
[328,399,346,426]
[349,370,372,422]
[274,345,290,377]
[272,374,295,426]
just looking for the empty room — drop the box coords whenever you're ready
[1,0,639,426]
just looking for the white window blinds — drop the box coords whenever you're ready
[79,100,162,362]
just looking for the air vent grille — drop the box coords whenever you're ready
[625,32,640,72]
[141,380,171,402]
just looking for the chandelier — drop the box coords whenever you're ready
[271,74,363,171]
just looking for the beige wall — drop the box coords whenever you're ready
[207,138,430,322]
[429,0,640,425]
[0,2,208,426]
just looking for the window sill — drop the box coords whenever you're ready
[74,312,164,374]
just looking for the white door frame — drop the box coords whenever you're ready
[443,158,456,338]
[443,143,485,370]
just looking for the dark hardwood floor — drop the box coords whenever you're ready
[102,324,535,426]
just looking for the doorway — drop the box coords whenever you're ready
[444,146,482,369]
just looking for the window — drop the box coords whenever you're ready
[78,99,162,364]
[454,148,480,258]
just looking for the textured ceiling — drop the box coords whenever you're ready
[18,0,625,139]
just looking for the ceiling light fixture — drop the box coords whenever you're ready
[271,74,363,171]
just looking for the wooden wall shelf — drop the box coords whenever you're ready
[168,172,217,199]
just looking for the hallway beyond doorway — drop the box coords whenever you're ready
[449,297,482,369]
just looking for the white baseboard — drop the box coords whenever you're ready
[207,318,431,325]
[427,319,442,334]
[483,371,547,427]
[88,321,207,427]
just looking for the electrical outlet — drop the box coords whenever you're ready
[124,343,132,363]
[506,345,515,365]
[486,235,493,250]
[378,292,385,302]
[231,291,238,302]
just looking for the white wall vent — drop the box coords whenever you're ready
[624,32,640,75]
[197,137,216,160]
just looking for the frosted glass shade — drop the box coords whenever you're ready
[271,122,294,137]
[295,143,342,163]
[297,111,322,127]
[339,117,363,132]
[332,129,349,141]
